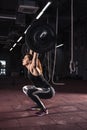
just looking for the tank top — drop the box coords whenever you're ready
[28,71,51,88]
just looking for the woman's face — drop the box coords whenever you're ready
[22,55,30,66]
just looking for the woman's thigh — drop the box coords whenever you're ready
[22,85,37,96]
[33,88,54,99]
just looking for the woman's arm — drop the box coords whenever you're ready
[31,52,39,68]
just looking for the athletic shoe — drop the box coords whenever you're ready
[30,105,41,111]
[35,108,48,116]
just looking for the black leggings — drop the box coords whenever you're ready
[22,85,55,110]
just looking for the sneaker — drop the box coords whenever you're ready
[30,105,41,111]
[35,108,48,116]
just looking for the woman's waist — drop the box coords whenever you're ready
[28,70,43,77]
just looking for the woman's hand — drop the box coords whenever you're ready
[29,50,33,55]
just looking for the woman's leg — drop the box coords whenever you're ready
[22,85,55,116]
[22,85,35,96]
[22,85,45,109]
[29,87,55,109]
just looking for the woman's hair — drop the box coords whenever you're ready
[26,53,43,73]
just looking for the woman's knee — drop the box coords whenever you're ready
[22,85,29,96]
[22,85,36,96]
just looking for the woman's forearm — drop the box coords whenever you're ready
[32,52,38,67]
[33,52,38,62]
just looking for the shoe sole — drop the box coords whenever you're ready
[31,108,41,111]
[35,110,48,117]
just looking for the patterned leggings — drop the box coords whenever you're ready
[22,85,55,110]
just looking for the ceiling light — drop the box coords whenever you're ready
[36,1,52,20]
[13,43,17,48]
[17,36,23,42]
[9,48,13,51]
[56,44,64,48]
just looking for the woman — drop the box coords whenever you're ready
[22,50,55,116]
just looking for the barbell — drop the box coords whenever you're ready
[25,20,56,53]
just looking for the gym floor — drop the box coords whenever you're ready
[0,78,87,130]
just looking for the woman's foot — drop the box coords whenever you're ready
[35,108,48,116]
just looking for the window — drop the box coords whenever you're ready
[0,60,6,75]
